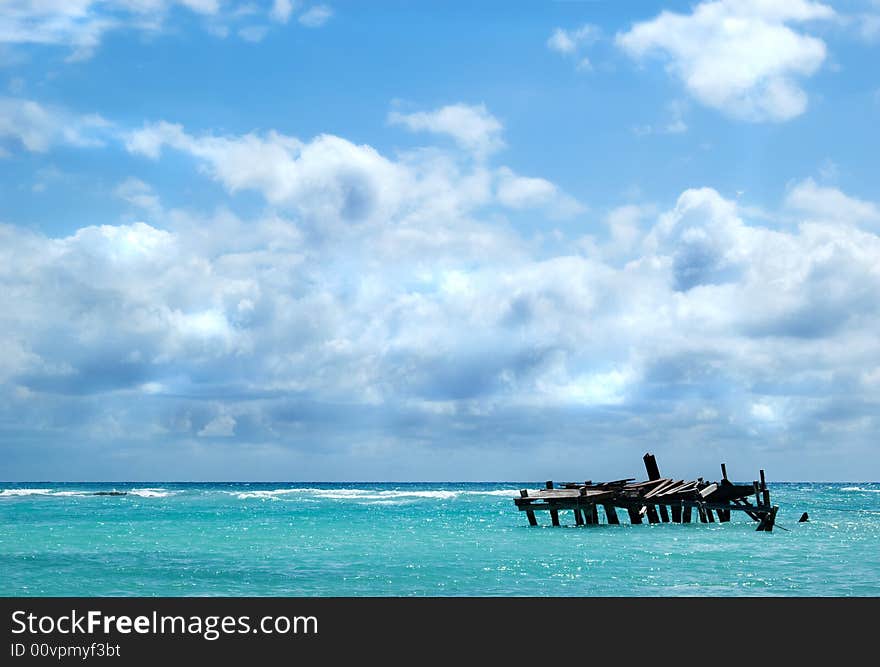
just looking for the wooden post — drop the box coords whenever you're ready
[756,506,778,532]
[671,503,682,523]
[759,469,766,490]
[591,504,600,524]
[682,505,692,523]
[627,506,642,524]
[584,504,595,524]
[718,507,730,522]
[721,463,728,482]
[658,505,670,522]
[646,505,660,524]
[546,480,554,489]
[643,453,661,481]
[574,507,584,526]
[706,507,715,522]
[520,489,538,526]
[697,504,708,523]
[604,504,620,525]
[550,507,560,527]
[753,481,761,508]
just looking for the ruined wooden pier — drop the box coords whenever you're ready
[515,454,778,532]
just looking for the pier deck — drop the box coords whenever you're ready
[514,454,778,531]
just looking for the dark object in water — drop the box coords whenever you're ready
[515,453,779,532]
[92,491,127,496]
[798,512,809,522]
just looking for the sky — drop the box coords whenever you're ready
[1,0,879,481]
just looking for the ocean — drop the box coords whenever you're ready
[1,482,878,596]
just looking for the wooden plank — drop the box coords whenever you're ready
[760,469,766,491]
[699,483,718,498]
[644,479,676,498]
[603,504,620,525]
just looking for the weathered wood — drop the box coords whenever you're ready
[521,489,538,526]
[643,453,661,481]
[756,506,778,532]
[706,507,715,522]
[584,504,595,525]
[697,504,708,523]
[550,508,560,527]
[682,506,692,523]
[671,503,682,523]
[753,481,761,508]
[590,504,599,524]
[759,469,766,491]
[717,508,730,522]
[604,504,619,524]
[574,508,584,525]
[721,463,728,481]
[699,483,718,498]
[546,480,554,490]
[658,505,670,522]
[646,505,660,524]
[799,512,809,522]
[627,506,642,524]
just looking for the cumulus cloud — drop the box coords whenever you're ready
[616,0,836,122]
[784,178,880,226]
[0,96,110,153]
[4,170,880,478]
[388,103,504,158]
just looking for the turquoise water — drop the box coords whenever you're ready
[1,482,878,596]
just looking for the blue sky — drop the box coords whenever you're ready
[1,0,879,481]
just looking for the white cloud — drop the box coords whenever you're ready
[547,24,600,70]
[7,105,880,476]
[198,414,237,437]
[616,0,835,122]
[0,1,327,59]
[298,4,333,28]
[270,0,296,24]
[0,96,109,153]
[238,25,269,42]
[495,167,585,220]
[388,103,504,158]
[547,24,599,55]
[785,178,880,226]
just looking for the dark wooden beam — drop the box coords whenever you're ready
[604,504,620,525]
[643,453,661,481]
